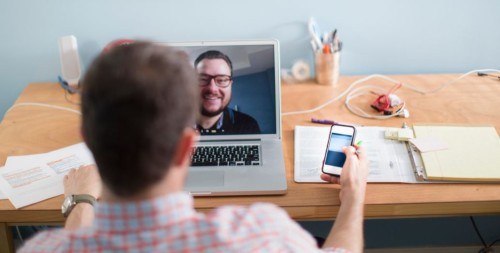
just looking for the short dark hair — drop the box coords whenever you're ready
[81,42,198,197]
[194,50,233,76]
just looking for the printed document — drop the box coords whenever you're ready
[294,126,420,183]
[0,143,95,208]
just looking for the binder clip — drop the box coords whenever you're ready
[384,128,415,141]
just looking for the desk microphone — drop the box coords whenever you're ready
[58,35,82,90]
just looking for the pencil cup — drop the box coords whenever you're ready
[315,52,340,86]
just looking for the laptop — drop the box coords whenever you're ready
[165,40,287,196]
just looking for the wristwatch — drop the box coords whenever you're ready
[61,194,97,217]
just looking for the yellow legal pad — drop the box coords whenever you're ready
[413,125,500,181]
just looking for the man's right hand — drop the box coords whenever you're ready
[320,145,368,204]
[64,164,102,199]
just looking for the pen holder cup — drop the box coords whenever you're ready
[315,52,340,86]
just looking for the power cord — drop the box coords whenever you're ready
[477,72,500,80]
[63,87,81,105]
[6,102,81,115]
[470,216,500,253]
[15,226,24,244]
[5,77,82,116]
[8,69,499,119]
[58,76,80,94]
[282,69,500,119]
[59,75,81,105]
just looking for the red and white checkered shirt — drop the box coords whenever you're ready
[20,192,347,252]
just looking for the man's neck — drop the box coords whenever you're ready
[100,166,186,203]
[200,112,223,129]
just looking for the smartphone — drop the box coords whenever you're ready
[321,124,356,177]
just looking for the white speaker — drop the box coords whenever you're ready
[58,35,82,88]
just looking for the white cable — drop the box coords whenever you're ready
[345,69,500,119]
[15,226,24,244]
[282,69,500,119]
[5,69,499,119]
[345,85,406,119]
[282,74,396,116]
[6,102,81,115]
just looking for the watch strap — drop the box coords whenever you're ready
[73,194,97,206]
[63,194,97,217]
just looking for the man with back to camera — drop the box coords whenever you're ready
[19,42,368,253]
[194,50,261,135]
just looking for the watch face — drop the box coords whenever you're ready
[61,196,73,214]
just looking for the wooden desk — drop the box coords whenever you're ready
[1,74,500,252]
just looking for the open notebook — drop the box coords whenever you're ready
[294,125,500,183]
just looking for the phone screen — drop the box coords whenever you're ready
[322,125,355,176]
[325,133,353,167]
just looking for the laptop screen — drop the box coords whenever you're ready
[170,42,278,136]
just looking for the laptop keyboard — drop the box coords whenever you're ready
[191,145,261,167]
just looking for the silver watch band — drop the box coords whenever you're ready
[73,194,97,206]
[63,194,96,217]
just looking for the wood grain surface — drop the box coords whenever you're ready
[1,74,500,224]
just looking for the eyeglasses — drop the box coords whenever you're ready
[198,74,232,88]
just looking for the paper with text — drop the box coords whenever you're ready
[294,126,420,183]
[0,143,95,209]
[294,126,330,182]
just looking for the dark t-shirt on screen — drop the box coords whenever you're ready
[196,108,260,135]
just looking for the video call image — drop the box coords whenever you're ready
[325,133,352,167]
[173,44,277,136]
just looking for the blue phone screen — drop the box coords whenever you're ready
[325,133,353,167]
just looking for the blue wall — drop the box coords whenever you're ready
[1,0,499,119]
[231,68,276,134]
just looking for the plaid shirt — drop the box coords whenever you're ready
[20,192,347,253]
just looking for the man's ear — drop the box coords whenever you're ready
[172,128,198,167]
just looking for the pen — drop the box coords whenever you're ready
[355,140,362,155]
[311,118,338,125]
[331,29,337,43]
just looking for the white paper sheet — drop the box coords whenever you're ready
[294,126,330,182]
[294,125,420,183]
[0,143,95,208]
[0,187,5,199]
